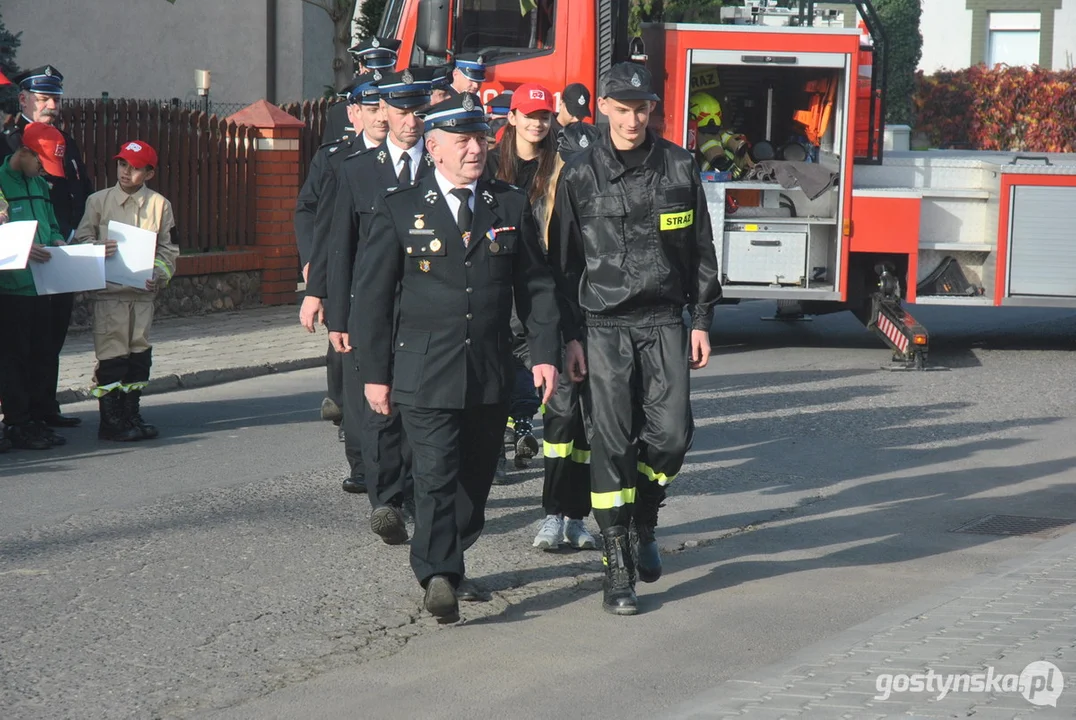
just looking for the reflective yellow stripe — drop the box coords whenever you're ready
[571,448,591,464]
[638,461,674,486]
[91,381,124,398]
[543,439,573,459]
[153,258,173,280]
[506,418,515,430]
[538,403,546,415]
[591,486,636,509]
[123,381,149,392]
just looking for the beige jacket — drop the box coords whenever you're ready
[75,183,179,299]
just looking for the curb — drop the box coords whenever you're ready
[56,355,325,405]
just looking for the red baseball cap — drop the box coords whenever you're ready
[510,83,555,116]
[115,140,158,169]
[22,122,66,177]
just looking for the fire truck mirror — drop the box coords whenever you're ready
[417,0,450,55]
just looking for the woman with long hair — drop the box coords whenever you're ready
[488,83,596,553]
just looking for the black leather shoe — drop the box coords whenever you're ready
[43,413,81,428]
[456,576,488,603]
[342,475,367,494]
[370,505,408,545]
[320,397,343,423]
[5,424,52,451]
[36,423,66,447]
[423,576,459,623]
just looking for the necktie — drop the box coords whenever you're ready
[450,188,473,242]
[397,152,412,186]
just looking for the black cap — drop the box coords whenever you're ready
[349,71,382,106]
[453,52,491,81]
[486,91,513,117]
[14,65,64,95]
[336,75,364,99]
[349,36,401,69]
[419,92,489,134]
[410,66,453,90]
[600,62,659,102]
[376,68,432,109]
[562,83,591,118]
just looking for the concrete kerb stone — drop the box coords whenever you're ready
[55,355,325,405]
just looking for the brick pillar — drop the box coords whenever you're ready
[228,100,307,306]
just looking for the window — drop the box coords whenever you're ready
[377,0,406,39]
[454,0,556,59]
[987,12,1041,67]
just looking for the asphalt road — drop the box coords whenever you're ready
[3,302,1076,719]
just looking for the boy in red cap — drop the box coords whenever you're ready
[0,123,68,450]
[74,140,178,442]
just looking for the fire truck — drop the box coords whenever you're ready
[378,0,1076,368]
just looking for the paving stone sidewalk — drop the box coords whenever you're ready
[57,305,327,404]
[666,529,1076,719]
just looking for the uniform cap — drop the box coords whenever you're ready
[561,82,592,118]
[348,36,401,69]
[21,122,66,176]
[115,140,158,169]
[14,65,64,96]
[349,71,382,105]
[600,62,659,102]
[376,68,432,109]
[419,92,490,134]
[486,91,513,117]
[453,53,489,82]
[510,83,554,115]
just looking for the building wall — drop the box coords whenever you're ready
[5,0,332,103]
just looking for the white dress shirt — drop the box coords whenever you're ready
[434,171,478,220]
[386,136,425,183]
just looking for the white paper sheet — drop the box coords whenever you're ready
[106,220,157,289]
[0,220,38,271]
[30,244,107,295]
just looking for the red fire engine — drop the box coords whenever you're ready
[378,0,1076,368]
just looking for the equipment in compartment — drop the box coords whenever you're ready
[916,256,980,297]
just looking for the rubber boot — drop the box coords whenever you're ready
[98,392,142,442]
[124,389,159,439]
[633,501,664,584]
[600,526,638,616]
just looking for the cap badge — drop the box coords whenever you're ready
[476,55,485,65]
[579,136,589,148]
[125,142,143,152]
[462,94,475,112]
[631,73,642,88]
[402,70,414,85]
[373,70,382,81]
[372,37,380,48]
[45,66,54,77]
[378,150,388,164]
[529,89,545,100]
[578,94,586,105]
[419,259,431,272]
[55,144,66,159]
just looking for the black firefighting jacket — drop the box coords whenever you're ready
[548,127,722,335]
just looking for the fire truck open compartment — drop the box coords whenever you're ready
[688,49,850,300]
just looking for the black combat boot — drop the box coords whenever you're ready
[633,498,664,584]
[98,392,142,442]
[600,526,638,616]
[124,389,159,439]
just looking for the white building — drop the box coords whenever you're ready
[919,0,1076,73]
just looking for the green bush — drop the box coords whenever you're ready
[355,0,388,39]
[875,0,922,125]
[0,8,21,113]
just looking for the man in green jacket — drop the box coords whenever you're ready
[0,122,67,450]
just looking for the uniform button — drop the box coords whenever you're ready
[464,338,472,345]
[464,261,472,268]
[465,313,473,320]
[398,342,404,347]
[465,286,473,293]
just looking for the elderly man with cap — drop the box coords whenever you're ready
[296,72,388,474]
[354,91,573,623]
[449,53,489,96]
[321,36,401,145]
[554,82,601,159]
[1,65,93,431]
[324,68,435,535]
[548,62,722,616]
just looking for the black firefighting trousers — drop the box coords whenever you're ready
[582,319,694,530]
[541,366,591,520]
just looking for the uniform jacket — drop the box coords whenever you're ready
[355,172,562,409]
[549,127,722,331]
[294,133,366,274]
[320,101,356,146]
[324,140,435,335]
[3,115,94,237]
[555,120,601,160]
[74,183,179,300]
[0,158,64,296]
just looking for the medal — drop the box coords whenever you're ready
[414,216,425,229]
[429,239,441,252]
[419,259,431,272]
[489,242,500,253]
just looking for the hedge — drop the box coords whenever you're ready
[914,65,1076,153]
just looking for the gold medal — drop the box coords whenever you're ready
[414,217,425,229]
[429,239,442,252]
[489,241,500,253]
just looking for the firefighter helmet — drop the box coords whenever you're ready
[689,92,722,128]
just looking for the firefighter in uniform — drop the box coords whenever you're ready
[321,37,400,144]
[325,69,433,533]
[296,72,388,476]
[549,63,722,615]
[355,92,571,622]
[449,53,488,96]
[3,66,93,430]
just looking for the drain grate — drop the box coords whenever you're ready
[951,515,1075,538]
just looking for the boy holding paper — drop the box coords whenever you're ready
[0,123,67,450]
[75,140,178,442]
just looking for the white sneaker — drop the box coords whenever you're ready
[533,514,565,550]
[563,518,597,549]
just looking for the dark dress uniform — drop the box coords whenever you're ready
[325,70,433,525]
[320,36,399,144]
[3,66,93,428]
[549,64,722,614]
[354,94,561,614]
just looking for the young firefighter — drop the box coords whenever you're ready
[75,140,178,441]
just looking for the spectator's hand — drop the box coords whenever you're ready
[53,238,67,246]
[99,240,118,257]
[145,278,157,292]
[565,339,587,383]
[689,329,711,370]
[329,331,351,353]
[299,296,322,333]
[28,245,51,263]
[302,263,310,284]
[532,363,558,404]
[365,383,392,416]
